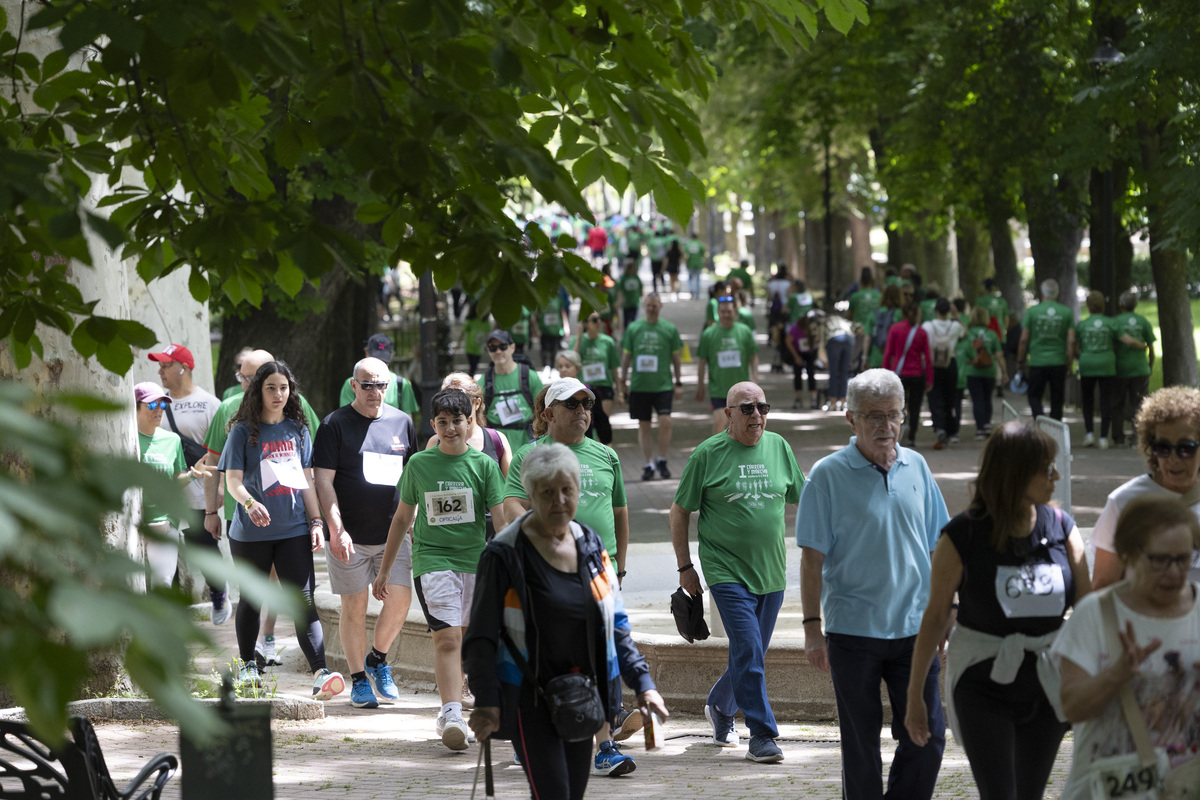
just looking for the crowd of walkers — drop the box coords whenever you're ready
[130,255,1196,800]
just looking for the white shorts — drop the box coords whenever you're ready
[326,538,412,595]
[414,570,476,631]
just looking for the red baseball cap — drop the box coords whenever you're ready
[147,344,195,370]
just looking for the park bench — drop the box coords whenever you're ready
[0,716,176,799]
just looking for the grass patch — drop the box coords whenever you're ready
[1127,297,1200,391]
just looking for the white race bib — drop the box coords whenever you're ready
[362,452,404,486]
[495,397,525,426]
[636,354,659,373]
[424,489,476,527]
[717,349,742,369]
[512,321,529,337]
[1086,749,1168,800]
[260,455,309,490]
[995,563,1066,618]
[544,312,559,328]
[582,362,607,382]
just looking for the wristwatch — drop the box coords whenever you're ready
[243,497,254,511]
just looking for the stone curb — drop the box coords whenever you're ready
[0,695,324,723]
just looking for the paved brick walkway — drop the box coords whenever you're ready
[88,284,1142,798]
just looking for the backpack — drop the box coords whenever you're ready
[972,333,994,368]
[928,320,955,369]
[871,307,893,352]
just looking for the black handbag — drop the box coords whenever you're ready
[500,548,606,742]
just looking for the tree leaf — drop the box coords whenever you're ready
[528,116,559,145]
[571,147,604,188]
[519,95,556,114]
[188,266,211,303]
[275,253,304,297]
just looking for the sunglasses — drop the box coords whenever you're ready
[718,295,735,302]
[143,400,169,410]
[487,344,509,352]
[1138,548,1195,573]
[356,381,389,392]
[1150,439,1200,460]
[737,402,771,416]
[587,316,601,323]
[555,398,595,410]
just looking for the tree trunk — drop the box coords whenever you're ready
[985,195,1025,319]
[956,216,991,303]
[1139,118,1199,387]
[848,212,872,287]
[1024,178,1084,319]
[778,219,804,277]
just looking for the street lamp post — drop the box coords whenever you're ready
[1089,37,1123,316]
[823,132,833,310]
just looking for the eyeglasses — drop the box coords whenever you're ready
[1138,548,1195,573]
[737,402,771,416]
[356,381,389,392]
[1045,463,1059,479]
[143,400,168,410]
[857,411,905,427]
[717,296,735,302]
[555,398,595,410]
[487,344,509,352]
[234,371,248,383]
[1150,439,1200,460]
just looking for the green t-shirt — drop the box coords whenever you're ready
[399,446,503,577]
[221,385,240,400]
[626,230,645,255]
[706,298,718,326]
[509,308,534,345]
[976,294,1008,329]
[848,288,882,327]
[673,431,804,595]
[139,429,186,524]
[503,436,627,557]
[539,296,566,337]
[1113,312,1155,378]
[622,319,682,393]
[869,308,904,368]
[919,298,938,326]
[728,267,753,290]
[787,292,815,323]
[204,391,321,520]
[684,239,706,271]
[577,333,620,388]
[1022,301,1075,367]
[480,366,545,453]
[618,274,643,309]
[338,370,419,416]
[736,306,757,332]
[1077,314,1118,377]
[697,322,758,399]
[960,326,1003,379]
[463,318,491,356]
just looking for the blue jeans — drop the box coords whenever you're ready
[827,632,945,800]
[688,268,702,297]
[826,334,854,398]
[707,583,784,739]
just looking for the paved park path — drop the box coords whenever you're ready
[89,283,1147,798]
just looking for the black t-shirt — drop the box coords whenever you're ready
[313,403,416,546]
[520,532,598,680]
[943,506,1077,637]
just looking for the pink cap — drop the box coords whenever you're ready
[134,381,170,404]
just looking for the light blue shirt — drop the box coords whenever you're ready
[796,437,949,639]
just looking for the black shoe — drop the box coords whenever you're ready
[642,465,655,481]
[657,459,671,479]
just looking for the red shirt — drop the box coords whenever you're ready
[586,227,608,251]
[882,321,933,384]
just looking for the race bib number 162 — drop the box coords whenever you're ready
[424,489,476,527]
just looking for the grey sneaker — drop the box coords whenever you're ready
[613,708,644,742]
[312,668,345,701]
[705,704,738,747]
[210,588,230,626]
[745,734,783,763]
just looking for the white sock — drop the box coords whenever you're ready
[646,461,656,469]
[442,701,463,718]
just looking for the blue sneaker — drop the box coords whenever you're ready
[365,661,399,704]
[350,679,378,709]
[593,740,636,777]
[705,704,738,747]
[745,735,783,763]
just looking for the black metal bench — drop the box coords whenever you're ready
[0,716,177,799]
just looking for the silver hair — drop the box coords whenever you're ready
[556,349,583,370]
[520,443,581,497]
[1040,279,1059,301]
[847,369,904,414]
[1119,290,1138,312]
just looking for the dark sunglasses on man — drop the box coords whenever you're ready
[737,402,771,416]
[555,398,596,411]
[487,343,509,352]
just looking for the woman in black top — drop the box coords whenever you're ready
[904,421,1092,800]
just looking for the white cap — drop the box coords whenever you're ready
[545,377,595,406]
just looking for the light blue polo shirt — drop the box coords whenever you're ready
[795,437,949,639]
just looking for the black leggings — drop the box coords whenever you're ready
[1080,375,1114,436]
[229,535,325,672]
[900,375,927,445]
[511,683,593,800]
[792,351,817,391]
[181,508,222,594]
[953,656,1068,800]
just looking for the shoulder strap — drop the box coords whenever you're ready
[163,401,179,433]
[519,364,532,404]
[896,325,919,374]
[1098,589,1158,769]
[483,368,495,406]
[485,427,504,460]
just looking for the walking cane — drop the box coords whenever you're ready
[470,738,495,800]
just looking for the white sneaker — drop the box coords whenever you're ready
[1084,432,1095,448]
[312,668,345,701]
[1100,437,1110,450]
[436,712,470,751]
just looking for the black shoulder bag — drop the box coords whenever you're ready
[499,546,606,742]
[163,403,208,467]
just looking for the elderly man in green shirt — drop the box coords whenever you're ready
[1016,279,1076,421]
